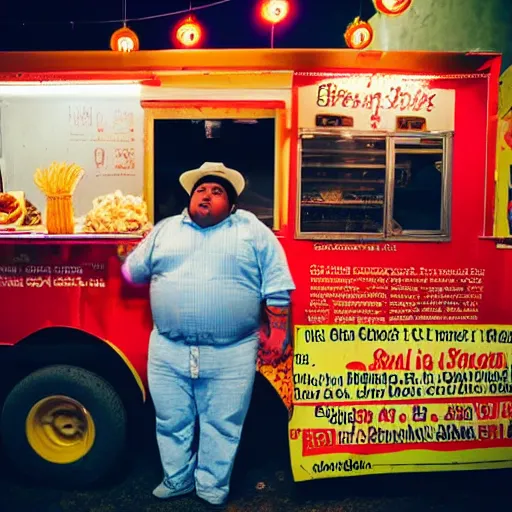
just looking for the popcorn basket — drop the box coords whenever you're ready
[45,193,75,234]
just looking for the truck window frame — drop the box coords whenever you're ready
[296,129,454,241]
[142,101,288,232]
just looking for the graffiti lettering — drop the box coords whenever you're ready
[316,83,436,119]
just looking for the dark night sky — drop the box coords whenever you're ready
[0,0,377,51]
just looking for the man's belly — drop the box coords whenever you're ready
[149,279,262,344]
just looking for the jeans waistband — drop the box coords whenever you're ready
[159,330,259,347]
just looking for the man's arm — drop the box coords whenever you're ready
[254,222,295,297]
[260,292,292,366]
[253,220,295,365]
[119,222,163,285]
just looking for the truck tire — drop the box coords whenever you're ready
[0,364,127,488]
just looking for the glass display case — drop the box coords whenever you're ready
[298,130,452,240]
[300,134,388,235]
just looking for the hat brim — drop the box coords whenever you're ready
[180,167,245,196]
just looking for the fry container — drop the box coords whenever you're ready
[46,193,75,234]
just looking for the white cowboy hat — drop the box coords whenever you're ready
[179,162,246,196]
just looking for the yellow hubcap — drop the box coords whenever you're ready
[26,396,96,464]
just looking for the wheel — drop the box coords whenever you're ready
[0,364,127,487]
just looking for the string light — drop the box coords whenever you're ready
[0,0,231,26]
[173,15,203,48]
[373,0,413,16]
[110,26,139,52]
[344,17,374,50]
[260,0,290,24]
[258,0,291,49]
[110,0,139,52]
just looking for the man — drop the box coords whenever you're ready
[122,162,295,510]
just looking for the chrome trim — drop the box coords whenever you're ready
[384,136,394,236]
[300,128,454,138]
[295,136,303,239]
[442,133,454,238]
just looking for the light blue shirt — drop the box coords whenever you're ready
[123,209,295,346]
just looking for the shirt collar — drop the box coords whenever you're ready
[180,208,234,230]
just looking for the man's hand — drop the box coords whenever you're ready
[259,304,290,367]
[117,231,148,263]
[117,243,136,263]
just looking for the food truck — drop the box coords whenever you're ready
[0,49,511,487]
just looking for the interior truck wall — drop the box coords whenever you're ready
[0,89,144,217]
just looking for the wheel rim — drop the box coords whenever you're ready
[25,395,96,464]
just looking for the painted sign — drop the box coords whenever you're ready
[303,261,485,326]
[297,73,456,130]
[316,82,436,114]
[289,324,512,481]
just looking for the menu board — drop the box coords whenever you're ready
[289,323,512,480]
[304,252,485,325]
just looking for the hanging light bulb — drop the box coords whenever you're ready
[259,0,291,49]
[344,17,374,50]
[110,26,140,52]
[173,15,203,48]
[373,0,413,16]
[260,0,290,24]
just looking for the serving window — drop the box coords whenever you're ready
[153,119,275,227]
[143,102,287,231]
[0,83,148,237]
[297,130,452,240]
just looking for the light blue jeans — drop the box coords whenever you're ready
[147,329,258,505]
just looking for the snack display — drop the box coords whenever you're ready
[320,189,343,203]
[82,190,151,234]
[34,161,84,234]
[302,188,343,203]
[23,200,42,226]
[0,192,24,225]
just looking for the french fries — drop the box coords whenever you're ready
[34,161,84,196]
[34,161,84,234]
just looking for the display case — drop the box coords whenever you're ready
[300,134,388,235]
[0,83,150,239]
[297,130,452,240]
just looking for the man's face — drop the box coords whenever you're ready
[189,181,231,227]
